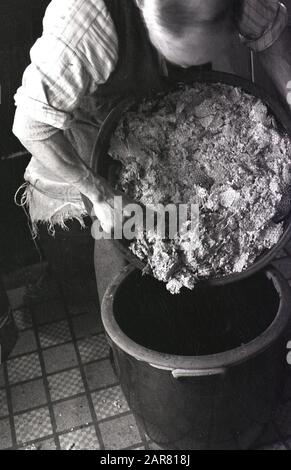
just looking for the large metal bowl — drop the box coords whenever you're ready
[87,70,291,286]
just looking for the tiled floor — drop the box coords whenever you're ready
[0,266,147,451]
[1,252,291,450]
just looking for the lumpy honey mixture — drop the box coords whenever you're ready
[109,83,291,293]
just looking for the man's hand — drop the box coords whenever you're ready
[89,177,135,234]
[17,130,138,234]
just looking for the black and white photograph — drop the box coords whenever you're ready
[1,0,291,453]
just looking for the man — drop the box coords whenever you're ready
[13,0,291,300]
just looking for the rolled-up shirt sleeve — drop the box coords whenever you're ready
[13,36,92,141]
[237,0,289,52]
[13,0,118,142]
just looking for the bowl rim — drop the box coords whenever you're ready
[101,265,291,371]
[91,70,291,286]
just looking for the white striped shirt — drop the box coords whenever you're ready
[13,0,288,142]
[13,0,119,140]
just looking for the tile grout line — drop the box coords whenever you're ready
[57,278,147,450]
[6,265,291,450]
[96,410,135,424]
[8,395,88,418]
[63,324,106,450]
[12,420,118,450]
[4,383,131,419]
[11,409,291,450]
[15,423,96,449]
[2,362,17,449]
[66,287,147,450]
[16,434,56,450]
[4,358,118,390]
[57,282,106,451]
[30,304,61,451]
[37,331,106,354]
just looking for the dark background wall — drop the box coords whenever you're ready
[0,0,50,272]
[0,0,50,158]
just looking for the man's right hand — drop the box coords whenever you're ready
[89,176,136,234]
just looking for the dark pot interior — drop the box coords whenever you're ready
[113,270,280,356]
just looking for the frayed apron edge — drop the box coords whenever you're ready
[32,213,88,237]
[15,182,88,237]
